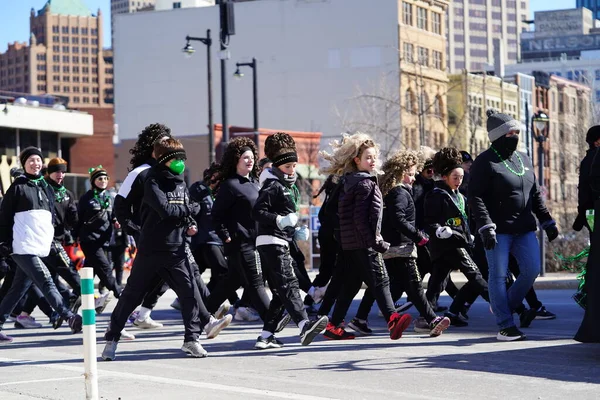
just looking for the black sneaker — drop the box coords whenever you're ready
[68,314,83,334]
[459,303,471,320]
[275,313,292,333]
[534,306,556,320]
[497,326,526,341]
[254,335,284,350]
[52,313,65,330]
[519,308,537,328]
[347,318,373,335]
[69,296,82,314]
[444,312,468,327]
[300,315,328,346]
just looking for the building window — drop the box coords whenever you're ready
[53,36,59,43]
[63,86,70,93]
[405,89,414,113]
[62,56,69,63]
[73,76,80,83]
[52,65,59,72]
[71,27,79,34]
[173,2,182,8]
[73,66,79,73]
[402,2,412,25]
[62,46,69,53]
[73,56,79,63]
[83,87,89,93]
[53,75,60,81]
[83,47,89,54]
[62,37,69,44]
[403,43,414,63]
[73,86,80,93]
[93,97,99,104]
[37,75,46,81]
[61,26,68,34]
[83,57,89,63]
[106,78,113,84]
[83,97,89,103]
[73,47,79,53]
[63,66,69,73]
[82,38,88,45]
[417,7,428,30]
[432,12,441,35]
[434,96,442,117]
[83,77,89,83]
[62,76,70,82]
[82,28,88,35]
[52,25,59,33]
[93,87,99,94]
[418,47,429,66]
[53,85,60,92]
[92,57,98,64]
[432,50,442,69]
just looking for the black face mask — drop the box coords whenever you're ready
[493,135,519,155]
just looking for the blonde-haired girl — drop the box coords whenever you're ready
[319,132,412,340]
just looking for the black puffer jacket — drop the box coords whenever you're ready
[381,185,426,247]
[469,148,552,234]
[424,181,472,261]
[77,188,114,247]
[189,181,221,247]
[138,164,198,252]
[338,172,388,252]
[252,169,298,241]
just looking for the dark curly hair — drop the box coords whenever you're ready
[432,147,463,177]
[219,137,259,180]
[264,132,296,161]
[128,123,172,170]
[203,162,221,182]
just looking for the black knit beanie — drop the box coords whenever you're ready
[19,146,43,168]
[586,125,600,148]
[486,109,521,142]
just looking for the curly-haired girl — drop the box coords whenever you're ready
[319,133,412,340]
[205,137,271,322]
[347,150,451,337]
[423,147,490,327]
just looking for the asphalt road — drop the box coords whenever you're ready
[0,289,599,400]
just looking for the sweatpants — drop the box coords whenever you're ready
[105,249,207,342]
[205,243,270,318]
[330,248,396,326]
[318,246,346,317]
[196,244,238,305]
[312,227,336,288]
[80,243,121,298]
[426,248,489,315]
[0,254,73,329]
[259,244,308,334]
[43,245,81,296]
[357,257,438,323]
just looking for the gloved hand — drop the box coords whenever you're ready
[294,225,310,241]
[545,224,559,242]
[417,231,429,246]
[435,226,452,239]
[276,213,299,230]
[480,227,497,250]
[572,213,586,232]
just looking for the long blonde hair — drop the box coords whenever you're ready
[379,150,421,196]
[319,132,380,176]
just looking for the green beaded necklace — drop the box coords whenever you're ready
[291,185,300,212]
[54,185,67,203]
[490,146,525,177]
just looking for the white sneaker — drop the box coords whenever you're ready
[204,314,232,339]
[181,340,208,358]
[312,284,329,304]
[133,317,163,329]
[120,329,135,340]
[95,292,112,315]
[215,301,231,319]
[234,306,260,322]
[15,315,42,329]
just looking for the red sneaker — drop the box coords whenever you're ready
[323,322,355,340]
[388,313,412,340]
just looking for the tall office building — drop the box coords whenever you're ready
[110,0,156,48]
[0,0,113,108]
[578,0,600,19]
[447,0,530,72]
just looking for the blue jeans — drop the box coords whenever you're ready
[485,231,540,330]
[0,254,72,330]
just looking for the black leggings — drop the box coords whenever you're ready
[357,257,437,323]
[330,248,395,326]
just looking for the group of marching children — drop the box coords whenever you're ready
[0,108,560,356]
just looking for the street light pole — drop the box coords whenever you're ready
[234,58,259,151]
[533,111,549,277]
[183,30,214,164]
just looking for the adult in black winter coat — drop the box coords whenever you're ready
[424,148,489,327]
[575,125,600,342]
[469,110,558,342]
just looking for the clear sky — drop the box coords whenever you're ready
[0,0,110,52]
[0,0,580,53]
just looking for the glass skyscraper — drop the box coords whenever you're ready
[578,0,600,19]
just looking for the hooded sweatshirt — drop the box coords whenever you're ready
[252,168,299,246]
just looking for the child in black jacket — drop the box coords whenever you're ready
[424,148,489,327]
[252,133,328,349]
[348,150,450,337]
[102,138,231,361]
